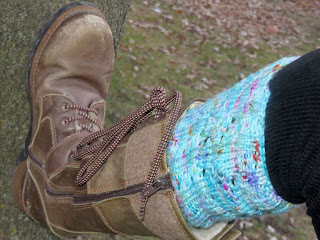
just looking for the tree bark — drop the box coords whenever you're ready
[0,0,131,239]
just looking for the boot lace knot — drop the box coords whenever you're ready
[72,87,182,220]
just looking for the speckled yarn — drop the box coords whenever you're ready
[167,57,298,228]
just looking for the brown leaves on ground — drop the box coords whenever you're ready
[170,0,319,51]
[137,0,320,52]
[123,0,319,98]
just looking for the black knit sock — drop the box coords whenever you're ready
[265,48,320,239]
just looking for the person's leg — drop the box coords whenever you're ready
[167,56,298,227]
[265,49,320,239]
[167,49,320,239]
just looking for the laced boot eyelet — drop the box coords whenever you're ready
[60,119,69,127]
[61,104,69,112]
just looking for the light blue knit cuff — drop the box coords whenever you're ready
[167,57,298,228]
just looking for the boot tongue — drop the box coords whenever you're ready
[72,99,106,133]
[84,100,106,131]
[54,93,105,133]
[52,80,107,129]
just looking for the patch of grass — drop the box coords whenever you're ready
[107,1,319,125]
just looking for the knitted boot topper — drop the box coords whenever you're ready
[265,48,320,239]
[167,57,298,228]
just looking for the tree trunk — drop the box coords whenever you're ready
[0,0,132,239]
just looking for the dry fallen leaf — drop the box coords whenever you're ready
[266,25,279,35]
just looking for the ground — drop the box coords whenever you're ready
[1,0,319,239]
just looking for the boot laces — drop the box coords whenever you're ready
[63,104,102,133]
[72,87,182,220]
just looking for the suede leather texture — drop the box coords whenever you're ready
[90,114,196,239]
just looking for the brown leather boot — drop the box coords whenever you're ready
[12,2,240,240]
[12,0,114,236]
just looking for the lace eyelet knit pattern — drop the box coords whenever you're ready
[167,57,298,228]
